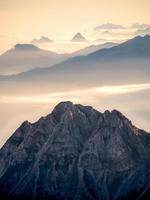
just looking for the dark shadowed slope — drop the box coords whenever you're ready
[0,101,150,200]
[0,44,67,75]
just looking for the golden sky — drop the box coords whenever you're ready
[0,0,150,36]
[0,0,150,146]
[0,0,150,54]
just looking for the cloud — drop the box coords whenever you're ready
[1,83,150,104]
[131,24,150,29]
[95,83,150,95]
[129,23,150,36]
[93,23,150,41]
[94,23,125,31]
[135,27,150,35]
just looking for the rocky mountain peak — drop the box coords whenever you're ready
[0,101,149,200]
[51,101,74,121]
[53,101,74,112]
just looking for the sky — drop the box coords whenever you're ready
[0,0,150,35]
[0,0,150,53]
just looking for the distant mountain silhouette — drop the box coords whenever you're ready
[71,42,118,56]
[87,35,150,59]
[14,43,40,51]
[72,32,87,42]
[31,36,53,44]
[0,35,150,94]
[0,43,67,75]
[0,102,149,200]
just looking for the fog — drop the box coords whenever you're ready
[0,58,150,96]
[0,83,150,147]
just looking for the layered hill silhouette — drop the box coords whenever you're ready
[71,42,118,56]
[0,35,150,95]
[0,102,149,200]
[0,44,66,75]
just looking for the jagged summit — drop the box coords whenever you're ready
[53,101,74,111]
[0,101,149,200]
[52,102,128,123]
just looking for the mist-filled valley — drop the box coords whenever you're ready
[0,35,150,148]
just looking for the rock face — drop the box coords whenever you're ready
[0,101,150,200]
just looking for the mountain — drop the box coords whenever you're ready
[87,35,150,59]
[14,44,40,51]
[0,101,149,200]
[71,42,118,56]
[31,36,53,44]
[72,32,87,42]
[0,44,67,75]
[0,35,150,95]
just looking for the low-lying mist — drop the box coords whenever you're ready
[0,83,150,147]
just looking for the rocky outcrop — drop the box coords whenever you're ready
[0,101,150,200]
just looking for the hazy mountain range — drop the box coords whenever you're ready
[0,35,149,95]
[71,42,118,56]
[31,36,53,44]
[0,101,149,200]
[0,44,67,75]
[0,41,118,75]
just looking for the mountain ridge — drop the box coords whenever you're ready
[0,35,150,96]
[71,42,118,56]
[0,43,67,75]
[1,34,150,77]
[14,44,40,51]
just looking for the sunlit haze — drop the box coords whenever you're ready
[0,0,150,147]
[0,0,150,53]
[0,83,150,146]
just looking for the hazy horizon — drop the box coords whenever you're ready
[0,82,150,147]
[0,0,150,54]
[0,0,150,148]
